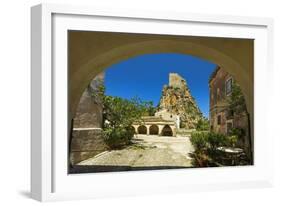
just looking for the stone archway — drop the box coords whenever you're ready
[138,125,147,134]
[69,33,253,123]
[149,125,159,135]
[68,31,254,162]
[161,125,173,136]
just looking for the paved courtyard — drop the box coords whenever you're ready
[75,134,195,172]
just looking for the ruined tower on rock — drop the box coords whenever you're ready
[157,73,203,129]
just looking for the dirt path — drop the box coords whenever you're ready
[77,135,194,171]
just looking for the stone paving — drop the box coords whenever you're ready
[78,134,194,169]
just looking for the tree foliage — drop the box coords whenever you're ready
[103,96,148,128]
[143,101,157,116]
[196,118,210,131]
[227,81,253,163]
[190,132,208,151]
[89,81,156,149]
[96,82,159,149]
[227,82,247,114]
[102,96,152,148]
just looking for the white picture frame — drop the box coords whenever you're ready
[31,3,274,202]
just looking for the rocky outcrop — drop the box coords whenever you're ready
[157,73,203,129]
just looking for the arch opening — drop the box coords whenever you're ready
[138,125,147,134]
[68,34,254,166]
[70,40,252,120]
[149,125,159,135]
[161,125,173,136]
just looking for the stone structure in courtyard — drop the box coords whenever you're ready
[132,116,176,137]
[157,73,203,129]
[133,73,203,136]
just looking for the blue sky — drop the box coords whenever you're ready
[104,53,216,118]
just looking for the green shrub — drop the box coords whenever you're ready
[190,132,208,151]
[191,151,212,167]
[227,135,238,147]
[229,128,245,138]
[207,132,228,151]
[190,131,246,167]
[102,96,153,149]
[103,126,135,149]
[196,118,210,131]
[191,132,229,152]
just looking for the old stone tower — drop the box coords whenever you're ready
[169,73,187,90]
[157,73,203,129]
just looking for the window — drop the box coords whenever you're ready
[226,78,233,95]
[217,88,220,100]
[226,109,234,119]
[217,115,221,125]
[227,122,233,134]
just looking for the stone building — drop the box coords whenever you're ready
[133,73,202,135]
[132,116,176,137]
[155,109,180,129]
[209,67,249,143]
[169,73,187,90]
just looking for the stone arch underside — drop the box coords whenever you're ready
[70,40,253,119]
[69,33,254,155]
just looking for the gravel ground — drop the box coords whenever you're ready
[74,135,195,172]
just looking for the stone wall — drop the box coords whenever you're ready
[169,73,187,90]
[70,73,108,165]
[73,73,104,128]
[70,129,108,164]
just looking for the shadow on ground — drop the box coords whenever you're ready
[18,190,31,198]
[69,165,192,174]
